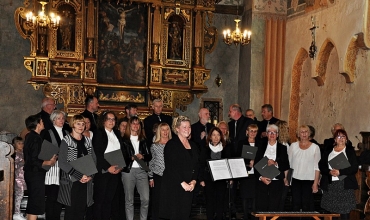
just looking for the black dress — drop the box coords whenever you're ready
[159,135,199,220]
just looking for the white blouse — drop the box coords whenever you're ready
[288,141,321,181]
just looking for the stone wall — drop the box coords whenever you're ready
[283,0,368,144]
[0,2,44,135]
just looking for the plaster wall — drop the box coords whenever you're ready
[0,2,44,134]
[179,13,241,123]
[283,0,368,145]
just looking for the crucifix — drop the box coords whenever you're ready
[309,16,318,59]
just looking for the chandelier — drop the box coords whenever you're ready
[25,1,60,29]
[222,1,251,46]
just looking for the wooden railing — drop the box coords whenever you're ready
[0,141,14,220]
[252,212,340,220]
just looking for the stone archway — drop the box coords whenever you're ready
[314,39,335,86]
[288,48,308,143]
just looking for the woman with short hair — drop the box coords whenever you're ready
[58,114,96,219]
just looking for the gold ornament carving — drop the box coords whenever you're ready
[51,62,82,77]
[164,69,189,84]
[194,69,210,86]
[173,91,193,112]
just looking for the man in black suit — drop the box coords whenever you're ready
[228,104,254,157]
[191,108,214,149]
[144,99,173,147]
[258,104,279,141]
[227,104,254,219]
[245,108,259,124]
[81,95,99,132]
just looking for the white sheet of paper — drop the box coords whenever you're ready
[208,159,232,180]
[228,158,248,178]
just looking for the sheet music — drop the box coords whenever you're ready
[228,158,248,178]
[208,159,232,180]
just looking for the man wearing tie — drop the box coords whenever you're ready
[81,95,99,132]
[144,99,173,147]
[257,104,279,141]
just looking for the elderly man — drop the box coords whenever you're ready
[245,108,259,124]
[40,97,57,131]
[144,99,173,147]
[81,95,99,132]
[191,108,214,148]
[257,104,279,140]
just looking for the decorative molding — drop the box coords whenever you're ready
[314,38,334,86]
[289,48,308,143]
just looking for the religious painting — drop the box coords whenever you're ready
[97,88,147,106]
[97,2,148,86]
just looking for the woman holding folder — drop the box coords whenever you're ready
[319,129,358,220]
[199,127,230,220]
[23,114,57,220]
[254,124,289,212]
[92,111,125,220]
[58,114,96,219]
[121,116,152,220]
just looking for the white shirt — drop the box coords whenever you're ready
[264,142,278,180]
[328,147,347,181]
[131,135,140,168]
[104,129,120,153]
[288,142,321,180]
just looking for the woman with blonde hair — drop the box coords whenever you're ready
[159,116,199,220]
[149,122,172,220]
[217,121,230,142]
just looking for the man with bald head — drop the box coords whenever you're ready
[191,108,215,148]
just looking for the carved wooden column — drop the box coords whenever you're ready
[86,0,95,58]
[0,142,14,220]
[194,10,202,67]
[152,5,161,64]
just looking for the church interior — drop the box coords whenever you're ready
[2,0,370,219]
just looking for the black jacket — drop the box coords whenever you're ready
[319,146,358,191]
[122,137,152,173]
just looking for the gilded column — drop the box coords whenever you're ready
[194,10,202,67]
[86,0,95,58]
[152,5,161,63]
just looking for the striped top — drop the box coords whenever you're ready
[149,142,166,177]
[45,126,64,185]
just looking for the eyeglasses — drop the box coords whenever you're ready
[267,131,278,135]
[337,135,346,139]
[248,130,258,133]
[106,118,116,122]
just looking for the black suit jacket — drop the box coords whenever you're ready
[43,126,68,147]
[144,113,173,147]
[228,116,254,157]
[92,128,125,172]
[191,121,215,148]
[254,140,290,180]
[81,109,99,132]
[257,116,279,141]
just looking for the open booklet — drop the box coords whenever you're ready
[207,158,248,181]
[328,152,351,180]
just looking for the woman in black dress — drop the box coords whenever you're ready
[159,116,199,220]
[23,114,57,220]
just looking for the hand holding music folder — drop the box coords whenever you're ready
[254,156,280,179]
[207,158,248,181]
[328,152,351,180]
[38,140,59,161]
[104,149,126,169]
[133,155,150,172]
[69,154,98,176]
[241,145,258,160]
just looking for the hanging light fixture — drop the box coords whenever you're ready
[222,0,251,46]
[25,1,60,30]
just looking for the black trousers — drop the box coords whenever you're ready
[291,178,315,211]
[111,177,126,220]
[64,181,88,220]
[151,174,162,220]
[255,179,284,212]
[204,180,227,220]
[92,172,119,220]
[45,184,63,220]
